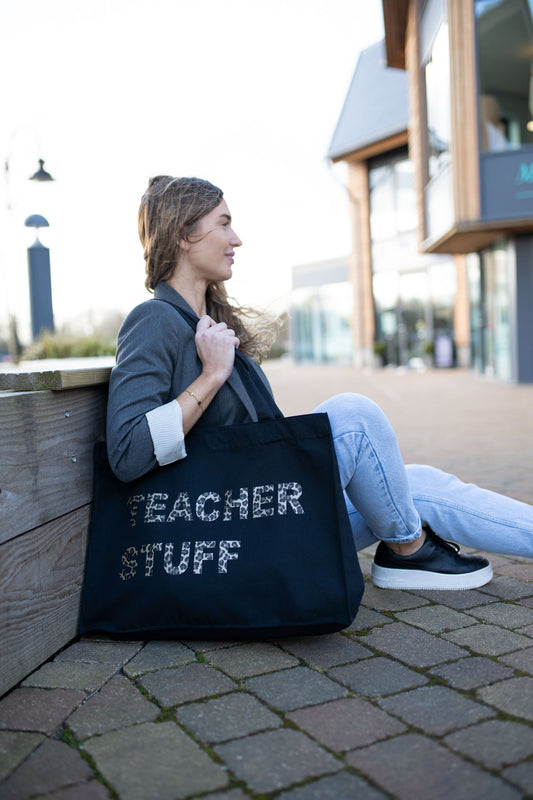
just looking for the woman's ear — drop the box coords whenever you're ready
[179,237,190,253]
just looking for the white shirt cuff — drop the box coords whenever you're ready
[145,400,186,465]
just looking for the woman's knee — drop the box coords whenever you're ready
[315,392,383,423]
[314,393,391,437]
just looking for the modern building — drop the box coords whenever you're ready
[329,0,533,382]
[290,256,353,364]
[329,38,462,370]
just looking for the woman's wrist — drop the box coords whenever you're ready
[178,370,227,433]
[200,364,233,388]
[185,388,204,414]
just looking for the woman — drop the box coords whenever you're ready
[107,175,533,591]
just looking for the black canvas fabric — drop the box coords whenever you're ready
[79,414,364,638]
[79,299,364,638]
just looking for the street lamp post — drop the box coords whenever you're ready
[29,158,54,184]
[24,214,55,340]
[3,143,56,355]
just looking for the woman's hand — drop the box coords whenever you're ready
[178,316,240,435]
[195,315,240,385]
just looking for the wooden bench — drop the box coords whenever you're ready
[0,359,113,697]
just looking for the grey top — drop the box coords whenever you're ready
[106,282,274,482]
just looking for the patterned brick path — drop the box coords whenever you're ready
[1,365,532,799]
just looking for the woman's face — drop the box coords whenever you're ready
[180,199,242,283]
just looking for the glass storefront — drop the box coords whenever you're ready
[291,282,353,364]
[399,271,430,366]
[370,147,456,368]
[373,265,456,368]
[373,270,400,365]
[467,240,513,380]
[471,2,533,381]
[467,253,484,373]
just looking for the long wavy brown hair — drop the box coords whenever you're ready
[138,176,276,361]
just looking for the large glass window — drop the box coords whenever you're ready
[369,147,456,368]
[467,241,513,380]
[400,271,430,365]
[429,262,456,367]
[476,0,533,152]
[369,154,416,241]
[291,283,353,364]
[425,23,452,180]
[467,253,484,372]
[396,160,418,232]
[373,264,456,368]
[482,242,513,380]
[373,270,400,365]
[369,164,395,241]
[421,0,454,239]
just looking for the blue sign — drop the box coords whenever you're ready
[481,151,533,219]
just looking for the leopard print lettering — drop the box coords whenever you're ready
[164,542,191,575]
[196,492,221,522]
[140,542,163,576]
[193,541,216,573]
[119,546,138,580]
[278,482,304,515]
[144,493,168,523]
[127,495,145,527]
[166,492,193,522]
[218,540,241,573]
[223,488,249,521]
[253,485,274,518]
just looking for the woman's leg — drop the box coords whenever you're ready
[407,464,533,558]
[344,496,379,550]
[314,393,422,544]
[315,393,495,589]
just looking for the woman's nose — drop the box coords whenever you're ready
[232,231,242,247]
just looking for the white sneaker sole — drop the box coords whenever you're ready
[371,563,493,590]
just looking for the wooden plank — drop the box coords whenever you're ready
[382,0,409,69]
[333,131,408,164]
[449,0,480,223]
[405,0,429,247]
[0,386,107,544]
[0,357,114,392]
[0,505,90,698]
[347,162,375,358]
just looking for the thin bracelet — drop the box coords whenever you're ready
[186,389,204,414]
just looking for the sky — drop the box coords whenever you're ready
[0,0,384,341]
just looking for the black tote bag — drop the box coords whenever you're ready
[80,414,363,639]
[79,303,364,639]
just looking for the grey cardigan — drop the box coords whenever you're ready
[106,282,275,482]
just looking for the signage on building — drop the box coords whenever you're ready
[481,151,533,219]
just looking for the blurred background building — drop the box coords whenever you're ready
[290,256,353,364]
[294,0,533,382]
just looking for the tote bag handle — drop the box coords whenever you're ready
[156,298,284,421]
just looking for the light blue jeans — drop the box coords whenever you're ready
[314,393,533,558]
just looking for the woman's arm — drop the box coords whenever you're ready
[106,303,239,482]
[107,302,181,481]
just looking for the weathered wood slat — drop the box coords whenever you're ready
[0,505,90,698]
[0,387,107,544]
[0,358,114,392]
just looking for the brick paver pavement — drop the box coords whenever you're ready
[1,365,532,799]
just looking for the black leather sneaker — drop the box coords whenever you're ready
[371,527,493,590]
